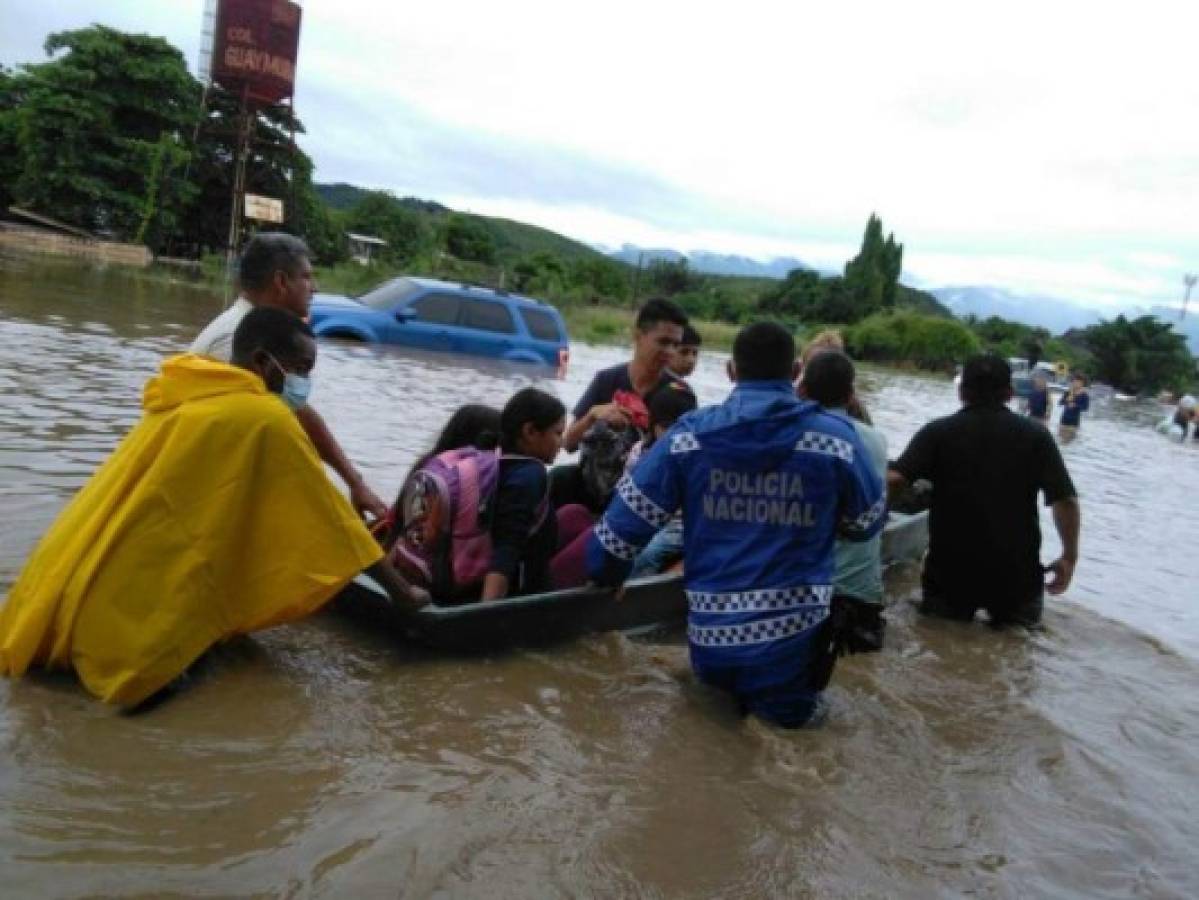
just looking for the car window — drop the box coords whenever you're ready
[518,307,562,342]
[358,278,423,310]
[411,293,461,325]
[461,298,517,334]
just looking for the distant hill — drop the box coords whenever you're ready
[608,244,811,279]
[897,284,953,318]
[931,285,1106,334]
[315,182,447,214]
[315,182,611,266]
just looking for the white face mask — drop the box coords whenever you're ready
[265,353,312,411]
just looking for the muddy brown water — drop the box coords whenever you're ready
[1,259,1197,898]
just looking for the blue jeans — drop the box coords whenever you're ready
[630,519,684,578]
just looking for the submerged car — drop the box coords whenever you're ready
[308,276,570,369]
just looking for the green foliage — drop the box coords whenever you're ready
[1075,315,1194,394]
[443,213,497,264]
[6,26,201,250]
[846,310,981,371]
[0,66,25,209]
[843,214,904,316]
[343,190,431,264]
[645,257,696,295]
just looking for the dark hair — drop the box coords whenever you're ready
[238,233,311,292]
[500,387,566,453]
[646,382,698,434]
[230,306,314,364]
[681,324,702,347]
[403,404,501,483]
[961,353,1012,406]
[802,350,855,408]
[388,405,502,545]
[733,321,796,381]
[635,297,689,331]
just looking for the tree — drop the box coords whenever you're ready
[0,66,24,210]
[9,26,201,249]
[843,213,904,318]
[443,213,497,264]
[176,85,337,261]
[342,190,430,265]
[646,257,695,295]
[1078,315,1194,394]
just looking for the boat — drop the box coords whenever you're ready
[331,509,930,653]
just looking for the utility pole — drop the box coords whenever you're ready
[1183,274,1197,320]
[631,251,644,308]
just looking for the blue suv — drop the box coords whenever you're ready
[308,276,570,369]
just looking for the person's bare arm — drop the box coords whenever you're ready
[364,559,430,610]
[295,404,387,520]
[563,403,630,452]
[886,468,909,502]
[481,572,509,602]
[1045,496,1080,595]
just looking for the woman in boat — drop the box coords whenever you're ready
[382,404,501,548]
[482,388,573,601]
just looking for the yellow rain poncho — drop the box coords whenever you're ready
[0,354,382,707]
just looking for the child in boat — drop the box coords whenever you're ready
[481,388,569,601]
[628,382,699,577]
[382,404,501,549]
[671,324,702,379]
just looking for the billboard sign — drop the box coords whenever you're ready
[244,194,285,223]
[212,0,302,104]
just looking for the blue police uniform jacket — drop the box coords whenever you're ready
[587,380,886,682]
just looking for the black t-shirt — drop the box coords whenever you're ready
[571,362,681,420]
[894,404,1076,606]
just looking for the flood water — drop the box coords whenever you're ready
[1,259,1197,898]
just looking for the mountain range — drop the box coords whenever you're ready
[606,244,813,279]
[931,285,1199,352]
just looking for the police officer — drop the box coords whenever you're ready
[587,324,885,728]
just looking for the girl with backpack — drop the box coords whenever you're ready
[381,404,501,550]
[390,390,591,603]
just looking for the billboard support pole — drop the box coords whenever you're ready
[224,84,253,303]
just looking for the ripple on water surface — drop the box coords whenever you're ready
[1,262,1197,897]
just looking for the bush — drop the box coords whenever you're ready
[846,311,980,370]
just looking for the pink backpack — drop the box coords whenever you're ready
[390,448,548,601]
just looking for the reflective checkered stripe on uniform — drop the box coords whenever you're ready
[670,432,700,454]
[688,607,829,647]
[616,474,672,528]
[844,494,886,534]
[686,584,832,614]
[795,431,854,463]
[594,517,638,560]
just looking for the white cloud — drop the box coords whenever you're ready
[3,0,1196,309]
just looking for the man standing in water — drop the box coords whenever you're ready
[588,327,885,728]
[1058,373,1090,442]
[799,349,889,652]
[191,233,388,520]
[889,353,1081,628]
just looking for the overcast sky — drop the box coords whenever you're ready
[2,0,1196,310]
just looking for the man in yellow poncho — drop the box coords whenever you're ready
[0,307,425,708]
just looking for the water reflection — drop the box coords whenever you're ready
[1,260,1197,896]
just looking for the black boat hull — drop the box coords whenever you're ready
[333,510,928,653]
